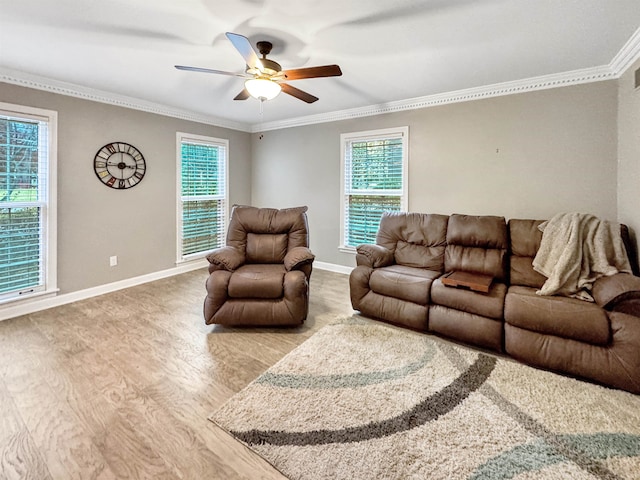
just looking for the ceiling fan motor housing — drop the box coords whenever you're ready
[260,58,282,75]
[255,41,282,75]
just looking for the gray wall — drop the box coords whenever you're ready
[618,58,640,264]
[251,81,619,268]
[0,75,629,293]
[0,83,252,294]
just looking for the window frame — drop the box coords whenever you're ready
[0,102,58,304]
[175,132,229,263]
[339,126,409,253]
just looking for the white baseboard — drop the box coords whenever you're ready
[0,259,208,322]
[0,258,353,322]
[314,261,354,275]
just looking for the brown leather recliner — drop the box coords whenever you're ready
[203,205,315,326]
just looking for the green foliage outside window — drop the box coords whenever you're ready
[0,207,41,294]
[180,141,225,257]
[181,143,220,197]
[350,138,403,191]
[346,136,404,247]
[347,195,401,246]
[0,119,42,294]
[0,119,39,203]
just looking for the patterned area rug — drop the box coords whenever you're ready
[210,320,640,479]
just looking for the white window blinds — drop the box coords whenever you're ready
[177,133,228,261]
[0,104,56,302]
[341,127,408,249]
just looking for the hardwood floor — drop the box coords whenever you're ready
[0,268,354,479]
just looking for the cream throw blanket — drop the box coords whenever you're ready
[532,213,631,301]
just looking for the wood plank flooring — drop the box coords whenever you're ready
[0,268,354,479]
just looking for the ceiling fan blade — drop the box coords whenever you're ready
[282,64,342,81]
[280,83,319,103]
[175,65,249,78]
[225,32,263,72]
[234,89,250,101]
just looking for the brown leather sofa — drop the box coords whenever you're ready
[350,212,640,394]
[204,205,315,326]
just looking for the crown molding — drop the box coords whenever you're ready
[251,65,615,132]
[0,67,252,132]
[609,25,640,76]
[3,25,640,135]
[252,25,640,132]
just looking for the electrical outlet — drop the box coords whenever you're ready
[109,255,118,267]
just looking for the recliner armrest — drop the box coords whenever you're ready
[592,273,640,310]
[206,246,245,273]
[355,244,394,268]
[284,246,315,271]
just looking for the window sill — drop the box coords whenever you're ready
[176,256,209,267]
[0,288,59,307]
[338,246,357,254]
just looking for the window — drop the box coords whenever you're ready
[176,132,228,261]
[0,103,57,303]
[340,126,408,251]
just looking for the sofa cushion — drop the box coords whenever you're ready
[376,212,448,271]
[369,265,440,305]
[431,279,507,320]
[445,246,507,280]
[446,214,508,249]
[510,256,547,289]
[444,214,508,281]
[428,305,503,352]
[226,205,310,255]
[228,264,285,299]
[509,219,547,288]
[394,241,445,270]
[246,233,288,263]
[504,285,610,345]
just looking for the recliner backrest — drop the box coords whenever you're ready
[508,219,547,288]
[508,218,638,287]
[376,212,448,271]
[226,205,309,263]
[444,214,508,281]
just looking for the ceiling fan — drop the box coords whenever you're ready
[175,32,342,104]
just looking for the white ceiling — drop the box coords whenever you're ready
[1,0,640,130]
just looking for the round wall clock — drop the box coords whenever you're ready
[94,142,146,189]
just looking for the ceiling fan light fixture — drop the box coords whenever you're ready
[245,78,281,100]
[180,33,341,105]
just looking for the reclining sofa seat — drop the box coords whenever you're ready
[350,212,448,330]
[204,205,314,326]
[505,219,640,393]
[351,212,508,351]
[429,214,508,352]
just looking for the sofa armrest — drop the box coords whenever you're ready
[592,273,640,310]
[355,244,394,268]
[206,246,245,273]
[284,246,315,271]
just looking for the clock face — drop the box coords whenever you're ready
[94,142,146,189]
